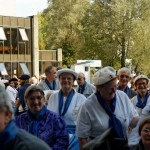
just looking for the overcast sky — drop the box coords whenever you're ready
[16,0,48,17]
[0,0,48,17]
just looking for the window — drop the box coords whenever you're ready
[19,28,28,41]
[0,63,8,75]
[85,67,89,71]
[0,27,6,40]
[20,63,30,74]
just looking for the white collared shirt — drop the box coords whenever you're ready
[76,90,138,138]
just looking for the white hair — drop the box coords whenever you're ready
[0,86,14,119]
[77,72,85,78]
[117,67,131,76]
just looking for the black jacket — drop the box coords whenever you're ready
[129,140,145,150]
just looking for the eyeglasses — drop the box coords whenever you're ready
[120,75,130,79]
[142,129,150,134]
[60,77,73,81]
[28,96,43,102]
[136,82,147,87]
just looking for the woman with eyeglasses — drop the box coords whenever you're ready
[15,85,69,149]
[131,75,150,115]
[130,116,150,150]
[47,68,86,150]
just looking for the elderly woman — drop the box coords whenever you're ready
[76,66,139,149]
[47,68,86,149]
[15,85,69,149]
[131,75,150,115]
[0,86,50,150]
[130,116,150,150]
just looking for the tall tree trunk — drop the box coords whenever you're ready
[121,36,126,67]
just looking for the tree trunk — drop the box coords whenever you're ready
[121,36,126,67]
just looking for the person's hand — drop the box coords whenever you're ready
[15,98,20,108]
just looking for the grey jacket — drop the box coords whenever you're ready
[38,79,60,91]
[77,82,96,98]
[128,89,137,99]
[4,129,50,150]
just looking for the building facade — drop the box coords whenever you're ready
[0,15,62,79]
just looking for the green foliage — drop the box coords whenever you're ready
[39,0,150,74]
[39,0,90,66]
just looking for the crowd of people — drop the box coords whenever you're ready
[1,65,150,150]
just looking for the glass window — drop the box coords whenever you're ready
[19,28,28,41]
[0,41,3,54]
[26,62,31,75]
[4,28,11,54]
[11,28,18,54]
[12,62,18,77]
[18,43,25,61]
[18,42,25,55]
[0,27,7,40]
[0,63,8,75]
[26,29,31,54]
[20,63,30,74]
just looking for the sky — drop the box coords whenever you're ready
[16,0,48,17]
[0,0,48,17]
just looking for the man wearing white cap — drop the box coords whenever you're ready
[76,66,139,149]
[131,75,150,115]
[76,72,96,98]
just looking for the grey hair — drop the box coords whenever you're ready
[24,85,45,100]
[77,72,85,78]
[117,67,131,76]
[0,86,14,119]
[45,66,54,76]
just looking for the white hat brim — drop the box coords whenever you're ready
[57,68,78,79]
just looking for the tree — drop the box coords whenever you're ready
[39,0,90,66]
[39,0,150,74]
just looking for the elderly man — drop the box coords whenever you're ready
[76,72,96,98]
[117,67,137,99]
[76,66,139,149]
[38,65,60,91]
[0,85,50,150]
